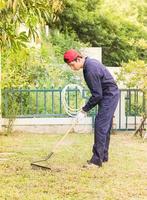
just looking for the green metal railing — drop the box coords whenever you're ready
[119,89,146,130]
[2,88,146,130]
[2,87,89,117]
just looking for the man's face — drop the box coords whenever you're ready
[68,57,83,71]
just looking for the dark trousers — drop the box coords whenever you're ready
[91,93,119,166]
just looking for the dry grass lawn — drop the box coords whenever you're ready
[0,132,147,200]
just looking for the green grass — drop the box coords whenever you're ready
[0,132,147,200]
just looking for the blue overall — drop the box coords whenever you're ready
[82,57,120,166]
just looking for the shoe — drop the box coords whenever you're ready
[103,159,108,162]
[87,159,102,167]
[83,162,101,169]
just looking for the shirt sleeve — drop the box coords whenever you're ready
[82,71,103,112]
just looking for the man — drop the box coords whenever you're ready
[64,49,120,168]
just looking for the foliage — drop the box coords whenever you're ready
[49,29,88,63]
[2,47,49,88]
[1,0,147,65]
[40,31,87,87]
[1,0,147,120]
[56,0,147,66]
[0,0,63,49]
[2,29,86,89]
[116,60,147,90]
[116,60,147,116]
[1,92,20,135]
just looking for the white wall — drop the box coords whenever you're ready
[2,118,93,134]
[81,47,102,63]
[2,116,146,134]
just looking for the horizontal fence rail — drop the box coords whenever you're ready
[2,88,146,130]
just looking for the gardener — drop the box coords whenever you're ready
[63,49,120,168]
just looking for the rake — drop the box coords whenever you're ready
[31,120,76,170]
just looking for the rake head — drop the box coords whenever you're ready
[31,162,52,170]
[30,121,76,172]
[31,152,54,170]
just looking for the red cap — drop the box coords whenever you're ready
[64,49,81,63]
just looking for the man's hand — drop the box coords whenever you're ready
[75,110,87,123]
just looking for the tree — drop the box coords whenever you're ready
[0,0,63,49]
[0,0,64,132]
[55,0,147,66]
[117,60,147,90]
[116,31,147,91]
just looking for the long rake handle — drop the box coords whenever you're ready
[32,119,77,163]
[51,120,77,153]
